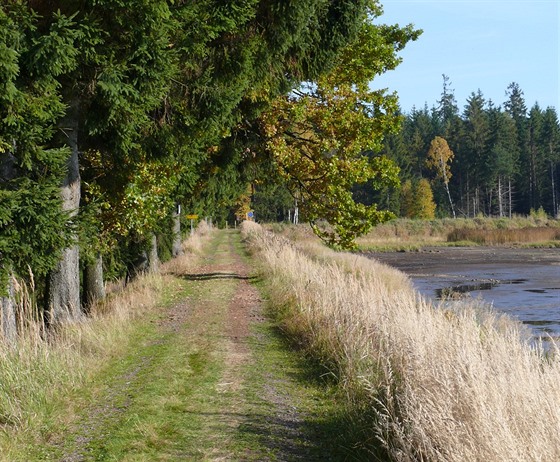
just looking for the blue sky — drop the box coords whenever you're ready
[373,0,559,113]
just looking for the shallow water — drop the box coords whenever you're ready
[365,247,560,340]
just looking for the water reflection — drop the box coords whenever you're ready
[367,248,560,341]
[424,275,560,340]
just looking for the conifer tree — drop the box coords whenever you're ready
[0,5,78,326]
[527,103,547,211]
[461,91,490,216]
[437,75,460,136]
[486,104,519,217]
[540,108,560,216]
[504,82,530,212]
[400,179,415,218]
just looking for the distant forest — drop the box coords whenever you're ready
[366,78,560,219]
[254,78,560,221]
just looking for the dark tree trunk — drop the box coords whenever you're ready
[172,204,182,257]
[47,99,82,325]
[126,233,151,283]
[1,275,17,345]
[148,234,159,273]
[84,254,105,311]
[126,250,148,284]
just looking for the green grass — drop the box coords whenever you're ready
[3,229,373,461]
[16,280,191,461]
[82,319,226,460]
[236,320,354,460]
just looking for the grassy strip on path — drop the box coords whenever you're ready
[14,229,361,461]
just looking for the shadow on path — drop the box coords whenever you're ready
[182,272,257,281]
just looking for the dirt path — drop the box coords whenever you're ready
[51,229,347,461]
[176,230,312,459]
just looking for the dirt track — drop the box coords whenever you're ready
[53,230,348,461]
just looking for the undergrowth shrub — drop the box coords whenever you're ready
[242,220,560,461]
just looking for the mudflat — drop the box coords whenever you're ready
[363,246,560,338]
[363,246,560,275]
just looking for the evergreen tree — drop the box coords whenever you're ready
[435,74,463,175]
[527,103,546,210]
[406,105,436,178]
[461,90,490,216]
[504,82,530,212]
[486,103,519,217]
[436,74,460,136]
[540,107,560,216]
[0,5,79,326]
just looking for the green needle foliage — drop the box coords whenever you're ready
[0,5,79,288]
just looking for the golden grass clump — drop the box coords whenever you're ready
[242,220,560,461]
[447,226,560,245]
[179,219,213,256]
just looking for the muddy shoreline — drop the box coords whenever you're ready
[362,246,560,337]
[362,246,560,274]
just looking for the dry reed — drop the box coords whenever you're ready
[357,216,560,249]
[242,220,560,461]
[447,226,560,244]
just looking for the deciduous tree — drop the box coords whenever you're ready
[426,136,456,218]
[261,4,420,248]
[415,178,436,219]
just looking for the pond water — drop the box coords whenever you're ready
[364,247,560,340]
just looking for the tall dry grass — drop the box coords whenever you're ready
[0,273,162,430]
[0,222,213,444]
[242,221,560,461]
[179,219,213,256]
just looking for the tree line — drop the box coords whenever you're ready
[373,77,560,219]
[253,78,560,222]
[0,1,418,339]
